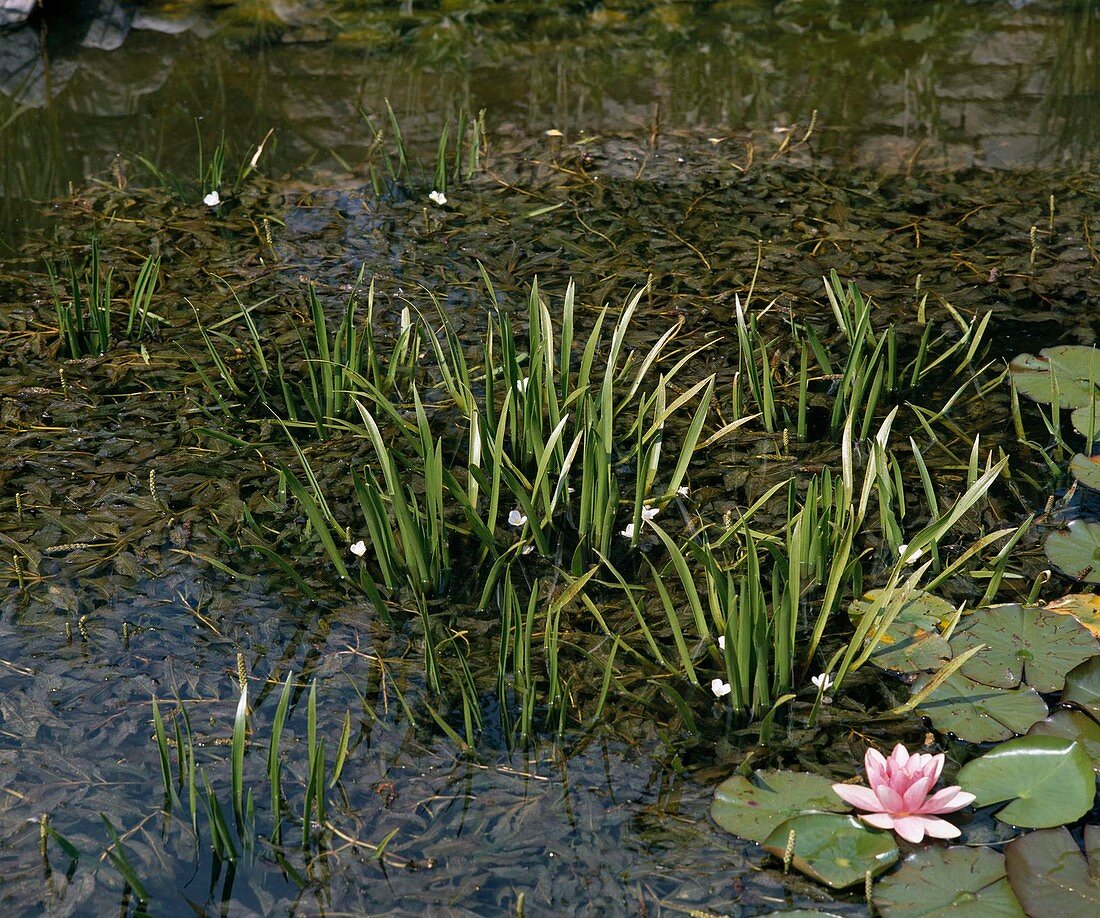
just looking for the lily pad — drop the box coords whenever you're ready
[955,735,1095,828]
[949,603,1097,691]
[710,770,845,844]
[913,671,1048,742]
[1044,593,1100,638]
[1062,655,1100,719]
[849,589,954,673]
[1070,453,1100,490]
[873,846,1023,917]
[1027,710,1100,772]
[762,813,898,890]
[1005,827,1100,917]
[1072,402,1100,440]
[1044,519,1100,584]
[1009,345,1100,408]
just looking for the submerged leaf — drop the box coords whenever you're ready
[762,813,898,890]
[873,846,1023,917]
[710,770,844,844]
[955,735,1095,828]
[1004,827,1100,917]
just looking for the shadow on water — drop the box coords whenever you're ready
[0,1,1098,915]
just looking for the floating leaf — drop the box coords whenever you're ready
[710,770,844,844]
[1004,826,1100,917]
[1044,520,1100,584]
[873,846,1023,917]
[955,735,1095,828]
[913,672,1047,742]
[1070,453,1100,490]
[949,603,1097,691]
[1044,593,1100,638]
[1072,402,1100,440]
[762,813,898,890]
[849,589,954,673]
[1009,345,1100,408]
[1028,710,1100,772]
[1062,655,1100,719]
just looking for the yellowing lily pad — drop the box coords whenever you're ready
[1070,453,1100,490]
[1027,710,1100,773]
[710,770,845,844]
[913,672,1047,742]
[873,846,1024,918]
[848,589,954,673]
[1044,519,1100,584]
[949,602,1097,692]
[762,813,898,890]
[1044,593,1100,638]
[955,735,1095,828]
[1009,345,1100,408]
[1062,655,1100,719]
[1004,826,1100,917]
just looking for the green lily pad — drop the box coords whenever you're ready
[1028,710,1100,772]
[1004,826,1100,917]
[913,671,1048,742]
[1044,520,1100,584]
[949,603,1097,691]
[955,735,1096,828]
[711,770,845,844]
[1009,345,1100,408]
[1044,593,1100,638]
[873,846,1023,917]
[849,589,954,673]
[762,813,898,890]
[1070,453,1100,490]
[1072,402,1100,440]
[1062,655,1100,719]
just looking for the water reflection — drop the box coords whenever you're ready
[1,1,1098,245]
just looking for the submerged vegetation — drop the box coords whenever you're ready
[1,3,1099,911]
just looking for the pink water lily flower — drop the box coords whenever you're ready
[832,743,975,843]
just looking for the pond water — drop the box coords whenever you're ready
[0,1,1098,915]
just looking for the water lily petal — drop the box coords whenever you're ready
[889,743,911,768]
[864,748,889,787]
[916,815,963,839]
[874,784,906,814]
[831,783,881,812]
[901,774,936,812]
[890,815,932,843]
[918,786,975,814]
[860,812,898,831]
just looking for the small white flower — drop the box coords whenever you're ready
[521,543,535,555]
[508,509,527,527]
[350,540,367,557]
[515,377,529,393]
[428,190,447,206]
[718,635,726,651]
[621,522,636,539]
[898,543,924,564]
[677,485,690,498]
[399,305,412,334]
[711,678,732,699]
[641,505,660,521]
[811,673,833,692]
[203,190,220,207]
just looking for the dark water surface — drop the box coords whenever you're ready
[0,2,1098,915]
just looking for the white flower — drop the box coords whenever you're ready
[203,190,221,207]
[428,190,447,206]
[521,543,534,555]
[515,377,529,393]
[898,543,924,564]
[508,509,527,527]
[641,505,660,521]
[811,673,833,692]
[711,678,732,699]
[620,522,636,539]
[677,485,689,498]
[350,540,367,557]
[718,635,726,651]
[399,305,412,334]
